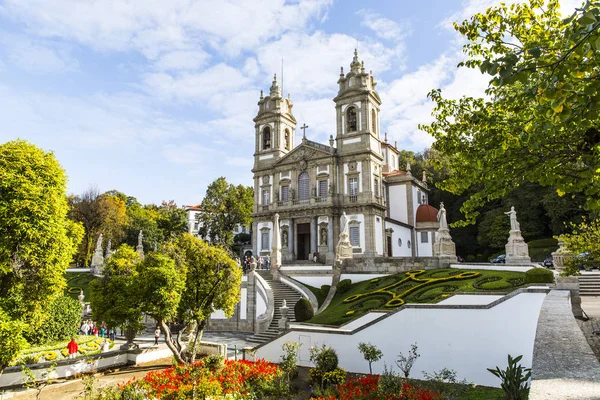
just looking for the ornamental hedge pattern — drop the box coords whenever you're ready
[343,270,481,308]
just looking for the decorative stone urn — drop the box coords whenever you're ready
[552,235,574,275]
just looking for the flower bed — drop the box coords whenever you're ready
[310,375,443,400]
[117,359,283,399]
[13,336,114,365]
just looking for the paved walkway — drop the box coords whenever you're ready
[529,291,600,400]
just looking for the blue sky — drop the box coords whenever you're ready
[0,0,579,205]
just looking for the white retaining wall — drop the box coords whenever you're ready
[254,291,547,387]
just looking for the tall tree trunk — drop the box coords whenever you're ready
[188,319,207,364]
[159,320,186,364]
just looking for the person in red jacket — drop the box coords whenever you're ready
[67,337,78,359]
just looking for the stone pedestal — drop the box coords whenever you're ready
[505,230,531,264]
[336,232,353,260]
[552,236,574,275]
[278,300,289,331]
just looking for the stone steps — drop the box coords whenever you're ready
[578,275,600,296]
[247,271,303,344]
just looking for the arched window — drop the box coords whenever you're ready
[371,109,376,133]
[284,129,290,150]
[346,106,357,132]
[263,127,271,150]
[298,171,310,199]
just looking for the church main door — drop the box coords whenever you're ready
[296,223,311,260]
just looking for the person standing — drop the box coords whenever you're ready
[67,337,78,359]
[154,326,161,346]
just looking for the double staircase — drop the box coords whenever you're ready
[578,274,600,296]
[247,271,303,344]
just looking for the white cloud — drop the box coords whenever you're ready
[256,31,403,98]
[357,9,411,43]
[142,63,251,100]
[153,50,210,71]
[0,0,333,60]
[1,34,78,73]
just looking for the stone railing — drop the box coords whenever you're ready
[254,273,275,334]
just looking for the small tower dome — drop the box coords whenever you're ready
[415,204,439,223]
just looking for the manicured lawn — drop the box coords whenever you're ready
[64,272,97,300]
[13,335,114,365]
[306,283,326,308]
[308,268,527,326]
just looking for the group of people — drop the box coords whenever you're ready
[79,320,116,340]
[241,255,271,273]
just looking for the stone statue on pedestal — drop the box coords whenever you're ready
[136,230,145,260]
[433,203,456,264]
[278,299,289,331]
[91,234,105,275]
[504,206,531,265]
[335,212,353,262]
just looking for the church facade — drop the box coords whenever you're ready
[251,50,439,264]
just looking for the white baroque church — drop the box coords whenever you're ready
[251,50,441,265]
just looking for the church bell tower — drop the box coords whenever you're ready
[333,50,382,156]
[253,74,297,166]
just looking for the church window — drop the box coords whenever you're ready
[371,109,377,133]
[417,190,422,204]
[421,231,428,243]
[281,186,289,201]
[284,129,291,150]
[262,189,269,205]
[261,231,270,250]
[349,177,358,196]
[298,172,310,199]
[398,238,402,247]
[350,226,360,246]
[263,127,271,150]
[346,106,357,132]
[374,178,379,197]
[318,180,328,197]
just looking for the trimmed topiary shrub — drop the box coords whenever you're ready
[320,285,331,297]
[337,279,352,294]
[294,298,314,322]
[525,268,554,284]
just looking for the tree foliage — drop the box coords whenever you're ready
[420,0,600,224]
[27,295,82,345]
[88,245,144,333]
[198,177,253,247]
[138,234,242,364]
[0,140,83,370]
[69,188,128,266]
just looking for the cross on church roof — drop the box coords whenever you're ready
[300,123,309,139]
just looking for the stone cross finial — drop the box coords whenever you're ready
[406,161,412,173]
[422,171,427,183]
[300,123,309,139]
[340,66,344,76]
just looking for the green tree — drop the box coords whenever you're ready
[27,295,82,345]
[139,234,242,364]
[358,342,383,375]
[198,177,253,247]
[123,201,162,250]
[0,139,83,370]
[69,189,128,266]
[420,0,600,224]
[88,245,144,344]
[156,200,188,239]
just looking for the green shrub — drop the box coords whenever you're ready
[27,295,82,345]
[202,354,225,372]
[488,354,531,400]
[294,298,314,322]
[310,345,338,373]
[320,285,331,297]
[337,279,352,294]
[525,268,554,284]
[322,367,346,386]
